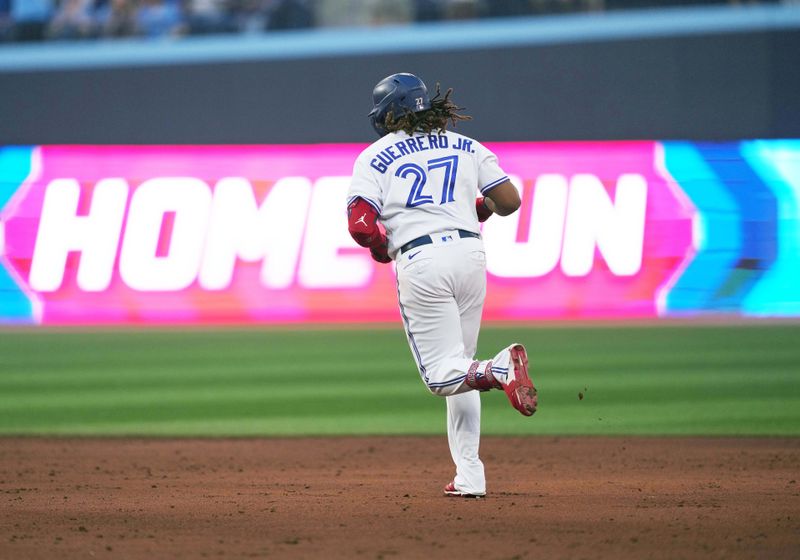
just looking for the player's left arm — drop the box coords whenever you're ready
[347,154,391,263]
[347,197,391,263]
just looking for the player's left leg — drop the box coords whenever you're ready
[395,243,480,395]
[466,343,538,417]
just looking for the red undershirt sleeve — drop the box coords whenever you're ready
[347,197,385,248]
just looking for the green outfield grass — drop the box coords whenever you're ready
[0,323,798,436]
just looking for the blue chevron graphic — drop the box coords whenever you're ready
[694,143,778,308]
[661,142,743,312]
[740,140,800,316]
[0,146,37,323]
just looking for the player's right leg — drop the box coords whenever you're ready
[445,391,485,497]
[445,240,487,496]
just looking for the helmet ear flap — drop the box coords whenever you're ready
[368,104,390,137]
[370,112,387,136]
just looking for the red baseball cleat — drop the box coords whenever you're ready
[443,481,485,499]
[503,344,538,416]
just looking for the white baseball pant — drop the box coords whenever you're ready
[395,231,491,495]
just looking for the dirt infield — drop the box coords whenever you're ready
[1,437,798,559]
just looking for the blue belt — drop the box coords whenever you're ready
[399,229,481,254]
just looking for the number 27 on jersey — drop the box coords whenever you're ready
[397,155,459,208]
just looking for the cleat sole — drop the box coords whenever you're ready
[507,344,538,416]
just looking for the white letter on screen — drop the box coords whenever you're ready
[484,175,567,278]
[298,177,372,288]
[199,176,311,290]
[30,178,128,292]
[561,173,648,277]
[119,177,212,291]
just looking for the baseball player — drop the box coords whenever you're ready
[346,73,537,498]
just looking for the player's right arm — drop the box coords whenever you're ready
[483,181,520,216]
[473,139,521,216]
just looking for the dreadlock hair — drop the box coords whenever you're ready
[383,84,472,136]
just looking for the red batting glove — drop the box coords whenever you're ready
[476,197,493,222]
[370,237,392,263]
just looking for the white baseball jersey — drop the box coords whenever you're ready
[347,129,508,257]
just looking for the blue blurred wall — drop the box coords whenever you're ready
[0,4,798,143]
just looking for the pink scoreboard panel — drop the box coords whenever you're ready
[1,143,696,324]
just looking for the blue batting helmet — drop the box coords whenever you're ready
[368,73,431,137]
